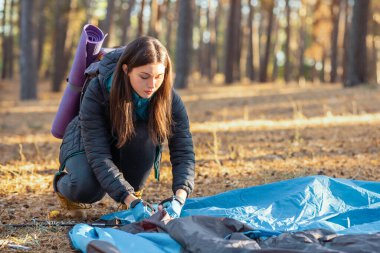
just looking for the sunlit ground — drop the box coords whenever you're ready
[1,78,380,251]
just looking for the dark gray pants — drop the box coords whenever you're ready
[55,117,156,204]
[56,153,106,203]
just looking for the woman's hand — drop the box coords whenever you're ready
[124,194,155,222]
[158,194,186,219]
[130,199,155,222]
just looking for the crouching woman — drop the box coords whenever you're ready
[53,36,195,221]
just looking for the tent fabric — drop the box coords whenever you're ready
[87,240,120,253]
[181,175,380,233]
[73,221,380,253]
[70,225,181,253]
[69,176,380,252]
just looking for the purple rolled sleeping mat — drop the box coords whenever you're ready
[51,24,107,139]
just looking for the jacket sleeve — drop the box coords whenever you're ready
[168,90,195,196]
[79,77,134,203]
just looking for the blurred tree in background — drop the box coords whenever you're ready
[344,0,370,87]
[19,0,37,100]
[0,0,378,100]
[174,0,194,89]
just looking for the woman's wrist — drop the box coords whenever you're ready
[175,189,187,202]
[124,193,138,207]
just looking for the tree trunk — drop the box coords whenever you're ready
[342,0,350,82]
[36,0,47,72]
[246,0,255,81]
[224,0,242,84]
[234,1,242,82]
[371,33,378,83]
[204,2,211,79]
[298,2,306,82]
[369,11,378,83]
[259,0,275,83]
[52,0,71,92]
[156,1,164,41]
[272,53,278,81]
[330,0,341,83]
[196,5,205,77]
[284,0,291,83]
[137,0,146,37]
[258,10,264,70]
[20,0,37,100]
[103,0,115,47]
[214,2,222,74]
[174,0,194,89]
[120,0,135,45]
[148,0,158,37]
[2,0,16,80]
[320,50,326,83]
[165,0,179,57]
[164,0,174,56]
[271,17,280,82]
[7,0,15,79]
[207,0,216,81]
[1,0,8,79]
[344,0,370,87]
[0,0,5,40]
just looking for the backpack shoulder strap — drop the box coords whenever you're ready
[80,61,101,104]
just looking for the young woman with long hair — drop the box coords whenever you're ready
[53,36,195,221]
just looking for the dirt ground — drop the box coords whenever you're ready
[1,78,380,252]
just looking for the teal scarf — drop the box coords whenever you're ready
[132,91,150,120]
[105,74,150,120]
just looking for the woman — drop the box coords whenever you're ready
[53,36,195,221]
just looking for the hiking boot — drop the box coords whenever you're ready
[53,171,92,210]
[55,191,92,210]
[51,191,92,219]
[51,172,91,219]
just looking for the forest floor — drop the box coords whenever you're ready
[1,78,380,252]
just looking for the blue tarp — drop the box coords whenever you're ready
[69,175,380,252]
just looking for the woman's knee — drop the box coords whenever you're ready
[58,154,105,203]
[70,177,105,203]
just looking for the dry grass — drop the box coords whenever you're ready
[1,79,380,251]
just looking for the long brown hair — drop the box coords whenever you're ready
[109,36,173,148]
